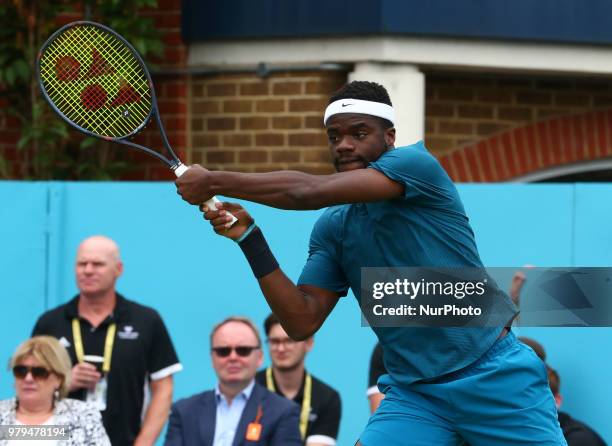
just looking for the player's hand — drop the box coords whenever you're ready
[69,362,101,392]
[175,164,213,204]
[201,201,253,241]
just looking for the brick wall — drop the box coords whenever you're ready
[425,71,612,158]
[438,107,612,182]
[189,70,612,176]
[189,71,346,174]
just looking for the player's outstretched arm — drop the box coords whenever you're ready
[204,202,341,339]
[176,165,403,210]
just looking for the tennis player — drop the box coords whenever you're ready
[176,81,566,445]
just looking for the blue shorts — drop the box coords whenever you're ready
[360,331,567,446]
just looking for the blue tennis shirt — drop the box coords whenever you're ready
[298,141,517,387]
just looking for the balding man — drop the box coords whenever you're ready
[32,235,182,446]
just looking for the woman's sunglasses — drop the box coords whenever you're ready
[212,346,259,357]
[12,365,51,380]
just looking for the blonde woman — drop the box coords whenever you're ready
[0,336,109,445]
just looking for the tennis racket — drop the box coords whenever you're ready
[37,20,236,223]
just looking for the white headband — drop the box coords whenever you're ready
[323,98,395,126]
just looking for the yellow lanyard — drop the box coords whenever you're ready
[266,367,311,439]
[71,318,116,374]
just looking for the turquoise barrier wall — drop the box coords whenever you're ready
[1,182,611,444]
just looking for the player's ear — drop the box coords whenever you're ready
[385,127,396,147]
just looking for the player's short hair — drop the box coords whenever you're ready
[328,81,393,129]
[546,365,560,396]
[518,336,546,361]
[10,336,72,398]
[210,316,262,347]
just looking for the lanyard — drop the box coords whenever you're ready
[254,404,263,424]
[71,318,116,374]
[265,367,311,439]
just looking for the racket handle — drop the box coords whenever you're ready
[174,163,189,176]
[174,163,238,226]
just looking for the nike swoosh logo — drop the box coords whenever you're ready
[341,103,353,107]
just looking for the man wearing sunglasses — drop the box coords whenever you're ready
[165,317,302,446]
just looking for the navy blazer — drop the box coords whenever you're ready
[164,383,302,446]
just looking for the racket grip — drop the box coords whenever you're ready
[204,197,238,225]
[174,163,189,177]
[174,163,238,226]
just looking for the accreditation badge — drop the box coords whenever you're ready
[86,375,108,411]
[245,422,262,441]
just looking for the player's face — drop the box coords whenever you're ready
[13,355,62,411]
[326,113,395,172]
[211,322,263,388]
[267,323,312,372]
[75,238,122,297]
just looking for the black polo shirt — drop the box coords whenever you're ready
[256,368,341,445]
[32,293,181,446]
[558,412,607,446]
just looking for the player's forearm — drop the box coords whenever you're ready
[236,224,315,336]
[237,225,339,340]
[258,270,327,340]
[210,170,334,210]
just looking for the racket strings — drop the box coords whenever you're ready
[95,33,151,135]
[47,26,150,135]
[41,31,130,136]
[39,24,152,138]
[42,33,92,128]
[53,30,122,130]
[68,26,150,136]
[79,28,150,135]
[42,30,121,133]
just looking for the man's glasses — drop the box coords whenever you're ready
[12,365,51,380]
[267,337,298,349]
[212,346,259,357]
